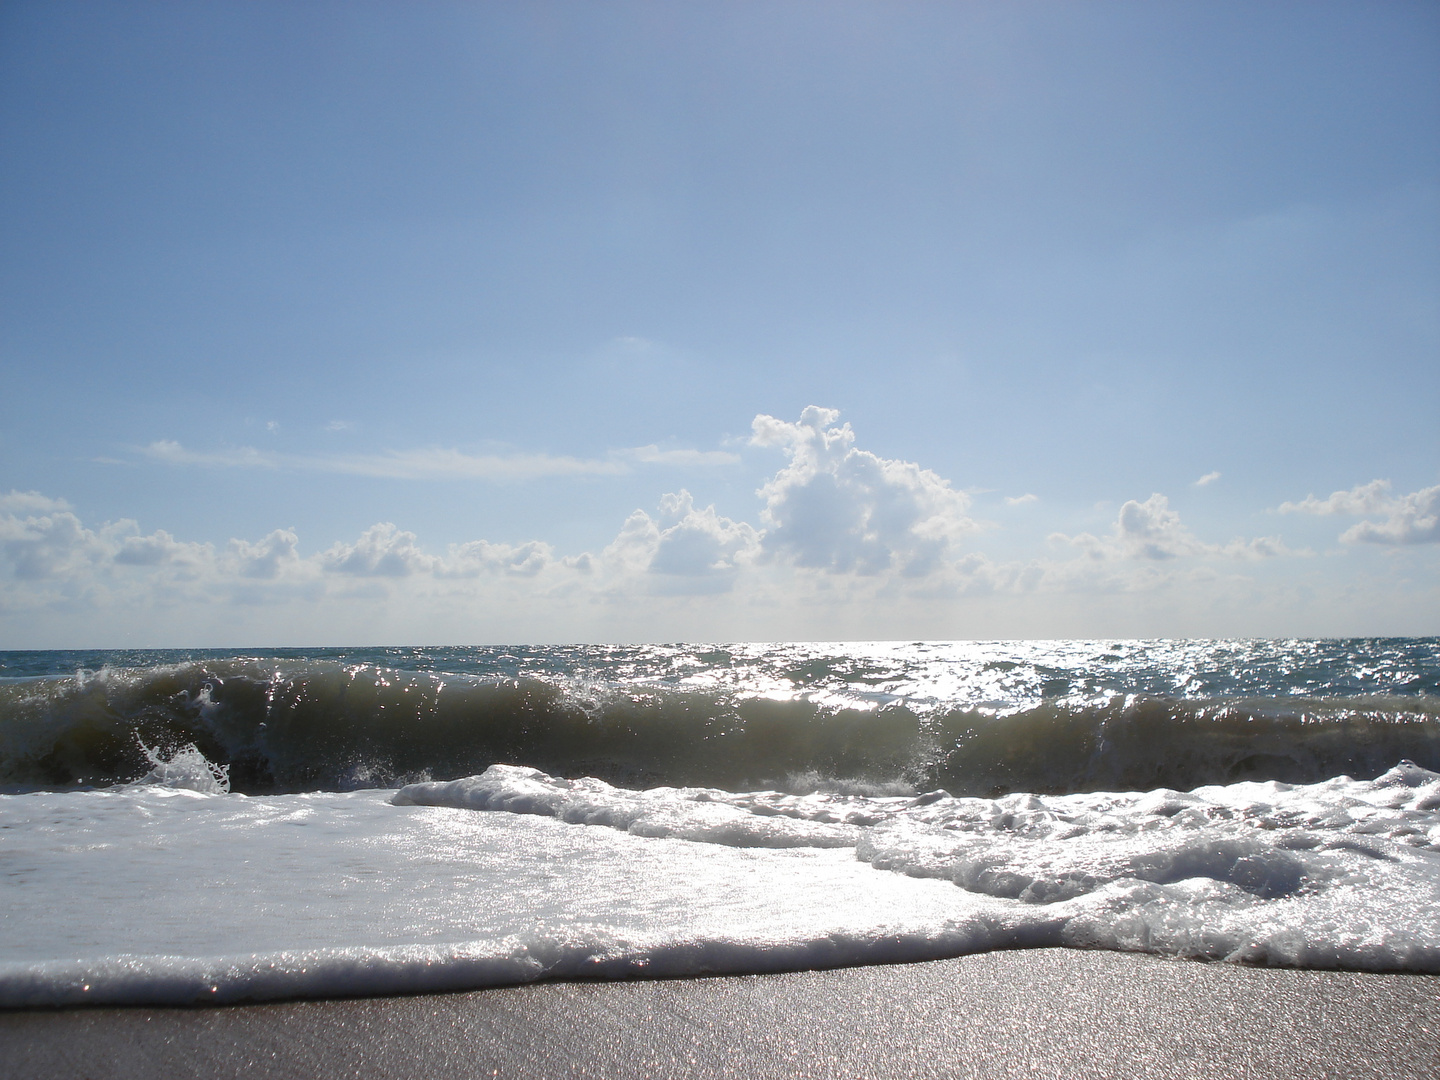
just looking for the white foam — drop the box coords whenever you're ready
[132,740,231,793]
[0,786,1005,1006]
[392,767,859,847]
[396,763,1440,972]
[2,764,1437,1007]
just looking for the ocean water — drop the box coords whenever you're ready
[0,639,1436,1007]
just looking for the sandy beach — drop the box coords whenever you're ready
[2,948,1437,1079]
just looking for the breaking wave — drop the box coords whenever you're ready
[1,656,1436,796]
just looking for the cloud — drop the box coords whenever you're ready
[113,529,187,567]
[141,441,281,469]
[1114,495,1207,559]
[1053,494,1289,562]
[1215,535,1295,560]
[0,504,215,582]
[602,491,761,591]
[1341,494,1440,544]
[8,412,1368,645]
[0,491,71,515]
[0,507,102,580]
[1279,479,1395,517]
[750,406,979,576]
[228,530,301,579]
[1194,471,1222,487]
[1056,494,1204,561]
[604,510,663,575]
[136,440,738,481]
[649,491,761,577]
[138,440,625,481]
[323,526,569,580]
[1279,479,1439,545]
[324,420,354,433]
[3,465,1417,646]
[621,445,741,467]
[322,523,437,577]
[444,539,556,578]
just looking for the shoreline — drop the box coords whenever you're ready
[2,949,1437,1079]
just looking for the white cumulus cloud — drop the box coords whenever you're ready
[649,491,761,577]
[1280,480,1440,545]
[0,491,72,515]
[1279,479,1395,517]
[0,504,215,584]
[0,507,103,580]
[750,406,979,577]
[228,529,301,579]
[112,528,188,567]
[602,490,761,591]
[322,523,437,577]
[443,539,556,578]
[1054,494,1288,562]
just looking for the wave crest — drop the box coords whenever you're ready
[0,659,1436,795]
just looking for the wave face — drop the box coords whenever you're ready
[1,639,1437,796]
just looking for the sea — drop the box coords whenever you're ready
[0,638,1437,1008]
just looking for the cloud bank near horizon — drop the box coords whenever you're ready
[2,409,1436,646]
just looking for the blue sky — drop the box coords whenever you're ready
[1,1,1436,646]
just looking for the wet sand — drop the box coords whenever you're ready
[2,948,1437,1079]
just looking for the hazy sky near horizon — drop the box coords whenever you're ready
[1,1,1437,647]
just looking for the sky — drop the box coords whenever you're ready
[0,0,1436,647]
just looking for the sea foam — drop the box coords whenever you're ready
[0,762,1435,1007]
[393,762,1440,972]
